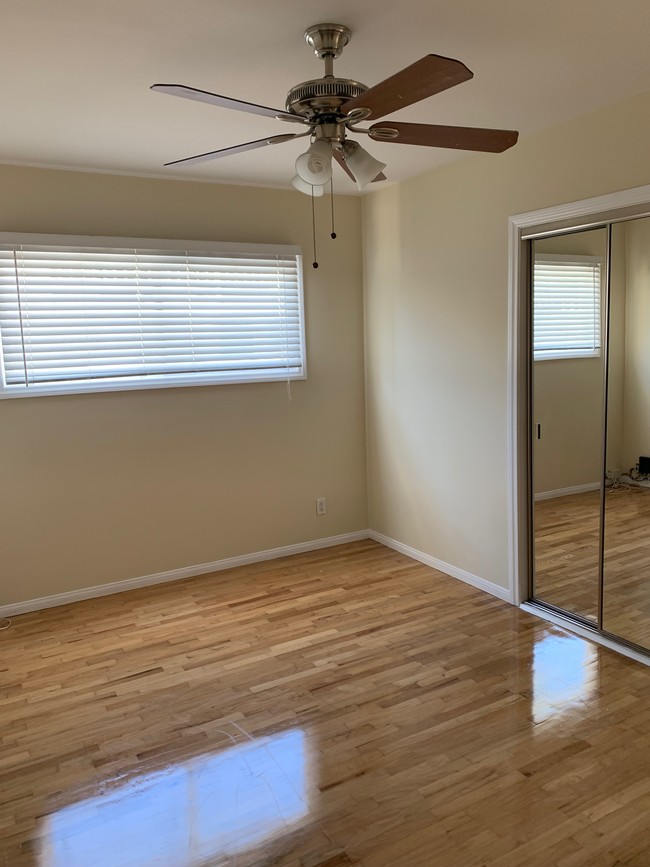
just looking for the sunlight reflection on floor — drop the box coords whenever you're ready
[532,630,597,723]
[39,729,307,867]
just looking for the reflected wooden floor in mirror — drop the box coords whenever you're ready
[603,486,650,648]
[534,491,601,622]
[535,487,650,649]
[2,540,650,866]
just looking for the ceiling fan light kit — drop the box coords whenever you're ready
[342,141,387,190]
[295,140,333,185]
[291,175,325,196]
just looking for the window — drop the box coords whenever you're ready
[0,234,304,397]
[533,254,602,360]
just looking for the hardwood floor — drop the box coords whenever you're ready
[534,487,650,648]
[1,540,650,866]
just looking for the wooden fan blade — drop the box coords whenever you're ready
[369,122,519,152]
[151,84,301,121]
[333,149,387,183]
[163,134,299,167]
[343,55,473,121]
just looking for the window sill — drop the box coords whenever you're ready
[0,369,306,399]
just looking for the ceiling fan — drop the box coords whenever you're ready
[151,23,519,194]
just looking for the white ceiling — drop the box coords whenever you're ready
[2,0,650,194]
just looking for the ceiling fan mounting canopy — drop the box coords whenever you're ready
[150,21,519,188]
[304,23,351,60]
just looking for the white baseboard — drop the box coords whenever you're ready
[534,482,600,502]
[0,530,370,618]
[2,528,513,618]
[368,530,514,604]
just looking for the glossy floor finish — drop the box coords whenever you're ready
[2,540,650,866]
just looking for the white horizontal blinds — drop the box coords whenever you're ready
[533,254,602,359]
[0,244,302,387]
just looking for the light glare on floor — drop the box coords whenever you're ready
[40,729,307,867]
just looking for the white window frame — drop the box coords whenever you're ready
[533,253,603,361]
[0,233,306,398]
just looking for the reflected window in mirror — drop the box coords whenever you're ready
[533,254,603,361]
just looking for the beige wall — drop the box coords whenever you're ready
[533,230,607,494]
[363,89,650,591]
[0,166,367,605]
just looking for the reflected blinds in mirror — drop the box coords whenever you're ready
[533,254,602,360]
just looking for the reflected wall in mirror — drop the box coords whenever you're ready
[603,217,650,650]
[532,227,608,622]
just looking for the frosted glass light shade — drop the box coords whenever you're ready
[295,140,333,185]
[343,141,386,190]
[291,175,325,196]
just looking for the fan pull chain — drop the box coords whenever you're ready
[330,177,336,239]
[311,187,318,269]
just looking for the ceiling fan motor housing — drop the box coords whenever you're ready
[285,78,368,119]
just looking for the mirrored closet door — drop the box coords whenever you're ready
[602,218,650,650]
[528,216,650,654]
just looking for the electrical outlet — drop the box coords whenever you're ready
[316,497,327,516]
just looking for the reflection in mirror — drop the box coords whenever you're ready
[603,218,650,650]
[532,227,607,621]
